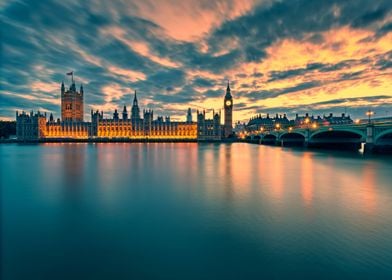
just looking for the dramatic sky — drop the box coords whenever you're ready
[1,0,392,122]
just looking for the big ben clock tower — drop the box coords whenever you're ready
[224,81,233,138]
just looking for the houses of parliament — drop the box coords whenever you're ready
[16,75,234,141]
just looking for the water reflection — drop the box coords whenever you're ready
[301,152,314,207]
[2,143,392,279]
[62,144,85,193]
[220,144,234,201]
[360,163,377,215]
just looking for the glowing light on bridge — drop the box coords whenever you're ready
[366,110,375,124]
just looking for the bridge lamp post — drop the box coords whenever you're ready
[304,117,310,127]
[366,110,374,124]
[257,127,264,144]
[275,123,282,146]
[365,110,375,153]
[304,118,311,146]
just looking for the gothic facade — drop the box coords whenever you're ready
[197,110,221,141]
[16,77,233,141]
[61,79,84,122]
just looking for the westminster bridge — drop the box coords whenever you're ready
[246,121,392,153]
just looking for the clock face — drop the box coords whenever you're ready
[225,100,232,106]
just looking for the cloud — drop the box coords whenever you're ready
[1,0,391,122]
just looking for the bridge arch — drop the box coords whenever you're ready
[310,129,365,141]
[261,134,277,144]
[279,132,306,141]
[262,134,277,140]
[375,128,392,143]
[279,132,306,146]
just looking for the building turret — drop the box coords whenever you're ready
[187,108,192,123]
[113,109,119,121]
[80,84,84,95]
[131,90,141,123]
[122,105,128,120]
[61,81,65,95]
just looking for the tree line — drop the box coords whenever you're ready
[0,121,16,139]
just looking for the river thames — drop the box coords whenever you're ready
[1,143,392,279]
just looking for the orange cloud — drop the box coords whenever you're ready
[132,0,258,41]
[203,26,392,121]
[108,66,146,82]
[31,81,59,93]
[101,26,180,68]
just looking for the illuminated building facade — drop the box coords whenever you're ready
[16,79,198,140]
[16,77,235,141]
[91,109,197,140]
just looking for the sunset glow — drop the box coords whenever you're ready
[1,0,391,121]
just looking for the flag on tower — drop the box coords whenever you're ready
[66,71,73,75]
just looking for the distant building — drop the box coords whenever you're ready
[233,121,246,134]
[197,110,221,141]
[294,113,321,126]
[247,113,293,131]
[323,113,353,125]
[246,111,354,132]
[294,113,353,126]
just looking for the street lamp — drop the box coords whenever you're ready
[304,117,310,127]
[366,110,374,124]
[275,123,281,146]
[304,118,312,146]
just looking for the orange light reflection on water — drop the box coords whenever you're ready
[360,163,377,215]
[301,152,314,207]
